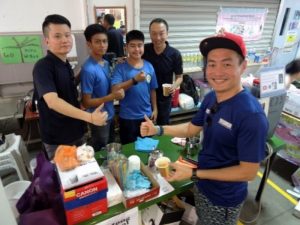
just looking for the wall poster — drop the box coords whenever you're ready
[0,35,43,64]
[283,10,300,51]
[216,7,268,41]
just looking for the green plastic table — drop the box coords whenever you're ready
[80,135,194,224]
[79,135,285,224]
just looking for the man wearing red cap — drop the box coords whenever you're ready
[140,31,268,224]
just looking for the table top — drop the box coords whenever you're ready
[80,135,193,224]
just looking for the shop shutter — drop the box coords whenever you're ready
[140,0,280,57]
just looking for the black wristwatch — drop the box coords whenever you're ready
[132,77,138,85]
[191,168,199,181]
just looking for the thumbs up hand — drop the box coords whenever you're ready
[91,104,108,126]
[140,115,157,136]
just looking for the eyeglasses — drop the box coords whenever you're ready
[206,102,219,127]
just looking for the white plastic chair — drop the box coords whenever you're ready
[0,134,29,180]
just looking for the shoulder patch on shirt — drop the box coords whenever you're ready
[218,118,232,130]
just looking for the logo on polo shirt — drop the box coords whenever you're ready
[146,73,151,83]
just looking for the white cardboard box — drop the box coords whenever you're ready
[56,158,104,190]
[142,204,164,225]
[102,168,123,207]
[141,197,185,225]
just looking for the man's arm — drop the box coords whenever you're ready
[82,89,124,108]
[43,92,107,125]
[169,74,183,94]
[150,89,157,121]
[168,161,259,183]
[197,161,259,181]
[164,121,201,137]
[174,74,183,88]
[171,49,183,91]
[140,115,202,138]
[82,94,114,108]
[111,71,146,92]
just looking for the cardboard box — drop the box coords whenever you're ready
[56,158,104,190]
[55,157,108,224]
[102,168,123,207]
[142,196,185,225]
[122,163,160,208]
[61,177,108,225]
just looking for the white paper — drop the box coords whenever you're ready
[57,158,104,190]
[141,204,163,225]
[259,67,286,97]
[97,207,139,225]
[152,172,175,198]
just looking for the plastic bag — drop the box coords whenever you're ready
[179,93,195,110]
[17,151,65,225]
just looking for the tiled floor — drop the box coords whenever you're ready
[239,156,299,225]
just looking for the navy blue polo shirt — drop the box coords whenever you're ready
[143,42,183,100]
[33,51,85,145]
[191,90,268,207]
[107,27,124,57]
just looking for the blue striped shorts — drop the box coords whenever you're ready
[193,186,243,225]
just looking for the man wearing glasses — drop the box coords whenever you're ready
[141,31,268,225]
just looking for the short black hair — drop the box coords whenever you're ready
[149,18,169,31]
[126,30,144,44]
[97,16,103,22]
[285,59,300,76]
[104,14,115,26]
[42,14,71,37]
[84,24,107,42]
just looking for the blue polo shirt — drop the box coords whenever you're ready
[111,60,158,119]
[143,42,183,100]
[191,90,268,207]
[80,57,114,120]
[33,51,85,145]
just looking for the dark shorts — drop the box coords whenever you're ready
[119,117,144,145]
[88,119,114,151]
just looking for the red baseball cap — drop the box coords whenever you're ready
[199,32,247,59]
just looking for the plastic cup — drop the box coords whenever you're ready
[162,84,172,96]
[106,142,122,160]
[106,143,122,153]
[155,157,171,177]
